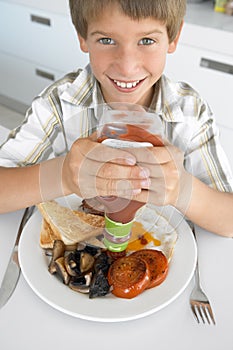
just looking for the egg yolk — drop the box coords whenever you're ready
[127,221,161,251]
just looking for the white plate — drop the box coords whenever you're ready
[19,204,197,323]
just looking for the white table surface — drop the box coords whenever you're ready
[1,126,233,350]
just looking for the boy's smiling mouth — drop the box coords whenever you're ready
[111,78,144,90]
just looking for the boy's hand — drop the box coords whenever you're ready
[62,135,151,200]
[128,144,192,210]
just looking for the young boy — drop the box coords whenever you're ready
[0,0,233,237]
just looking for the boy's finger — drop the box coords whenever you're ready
[77,139,136,165]
[96,162,150,180]
[129,145,182,164]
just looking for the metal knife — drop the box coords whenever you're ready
[0,206,35,309]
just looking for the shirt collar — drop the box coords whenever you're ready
[60,65,106,124]
[151,75,185,123]
[60,64,104,108]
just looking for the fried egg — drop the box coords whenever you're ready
[127,205,178,262]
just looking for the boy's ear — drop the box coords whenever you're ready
[78,34,89,53]
[167,21,184,54]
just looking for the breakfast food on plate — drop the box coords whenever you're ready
[81,200,177,261]
[130,249,168,288]
[107,256,151,299]
[39,200,177,299]
[80,197,105,216]
[128,205,177,262]
[46,240,169,299]
[47,239,111,298]
[107,249,168,299]
[37,200,105,249]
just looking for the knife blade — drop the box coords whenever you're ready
[0,206,35,309]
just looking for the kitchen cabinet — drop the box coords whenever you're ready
[165,23,233,129]
[165,22,233,170]
[0,51,63,107]
[0,0,88,110]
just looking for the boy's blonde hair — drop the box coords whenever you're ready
[69,0,186,43]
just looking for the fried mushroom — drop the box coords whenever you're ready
[89,269,110,299]
[64,253,80,277]
[55,256,70,285]
[80,252,95,273]
[46,239,111,298]
[69,273,92,293]
[48,240,65,274]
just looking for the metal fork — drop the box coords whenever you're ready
[189,228,216,325]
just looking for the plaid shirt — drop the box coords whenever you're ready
[0,64,232,192]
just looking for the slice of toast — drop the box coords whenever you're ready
[37,200,105,248]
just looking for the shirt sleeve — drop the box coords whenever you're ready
[184,101,233,192]
[0,95,67,167]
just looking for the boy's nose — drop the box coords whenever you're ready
[114,47,141,76]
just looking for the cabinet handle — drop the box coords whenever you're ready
[200,58,233,75]
[30,14,51,26]
[35,69,55,81]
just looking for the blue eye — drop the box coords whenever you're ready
[139,38,155,45]
[99,38,115,45]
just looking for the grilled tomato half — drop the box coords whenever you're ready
[107,256,150,299]
[131,249,168,289]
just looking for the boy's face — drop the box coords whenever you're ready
[78,4,181,107]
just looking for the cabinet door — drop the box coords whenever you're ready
[165,44,233,129]
[0,1,88,72]
[0,52,64,105]
[3,0,68,14]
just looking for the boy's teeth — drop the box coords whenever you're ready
[114,80,140,89]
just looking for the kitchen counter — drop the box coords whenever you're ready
[186,1,233,33]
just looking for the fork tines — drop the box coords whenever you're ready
[190,300,216,325]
